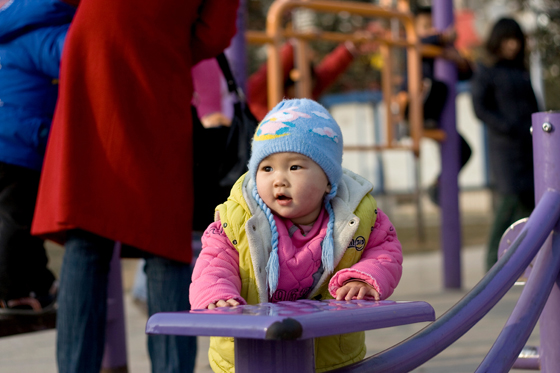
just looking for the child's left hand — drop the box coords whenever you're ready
[335,280,380,301]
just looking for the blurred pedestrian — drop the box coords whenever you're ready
[30,0,239,371]
[0,0,75,314]
[471,17,539,271]
[395,5,473,205]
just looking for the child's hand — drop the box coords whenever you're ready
[207,299,240,309]
[335,281,380,301]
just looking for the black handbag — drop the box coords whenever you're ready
[192,53,258,231]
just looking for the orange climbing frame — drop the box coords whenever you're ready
[246,0,447,156]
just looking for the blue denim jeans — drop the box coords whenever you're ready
[57,229,196,373]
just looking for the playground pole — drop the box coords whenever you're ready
[101,242,128,371]
[225,0,248,93]
[433,0,462,289]
[533,111,560,372]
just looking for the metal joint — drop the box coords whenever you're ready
[543,122,554,133]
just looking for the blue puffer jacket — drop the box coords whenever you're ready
[0,0,75,170]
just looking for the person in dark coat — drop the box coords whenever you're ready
[0,0,75,313]
[471,17,539,271]
[30,0,239,371]
[395,6,473,205]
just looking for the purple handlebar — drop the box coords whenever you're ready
[146,299,435,340]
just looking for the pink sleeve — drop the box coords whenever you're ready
[328,208,403,299]
[189,220,247,309]
[192,59,223,118]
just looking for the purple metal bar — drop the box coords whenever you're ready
[512,345,540,370]
[433,0,462,289]
[147,300,434,371]
[475,234,560,372]
[475,113,560,372]
[146,299,435,340]
[498,218,532,281]
[497,219,540,370]
[331,190,560,373]
[235,338,315,373]
[101,242,128,371]
[533,111,560,372]
[225,0,247,93]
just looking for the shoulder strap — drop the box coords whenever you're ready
[216,53,242,98]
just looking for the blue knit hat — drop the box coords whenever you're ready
[248,98,343,297]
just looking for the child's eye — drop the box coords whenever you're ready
[290,165,302,171]
[262,166,272,172]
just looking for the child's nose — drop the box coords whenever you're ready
[273,173,288,187]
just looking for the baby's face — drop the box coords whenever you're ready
[256,152,331,225]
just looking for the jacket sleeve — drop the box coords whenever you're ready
[247,42,296,121]
[192,58,223,118]
[471,63,515,136]
[190,0,240,65]
[189,220,247,309]
[311,43,354,99]
[328,208,403,299]
[27,24,69,78]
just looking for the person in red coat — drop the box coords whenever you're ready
[30,0,239,371]
[247,22,384,122]
[247,41,357,121]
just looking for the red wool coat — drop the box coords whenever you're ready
[31,0,239,263]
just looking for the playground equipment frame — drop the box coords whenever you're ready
[255,0,427,155]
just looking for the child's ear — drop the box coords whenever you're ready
[326,183,332,194]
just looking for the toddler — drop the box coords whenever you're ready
[190,98,403,372]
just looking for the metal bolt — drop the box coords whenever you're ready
[530,126,533,135]
[543,122,553,133]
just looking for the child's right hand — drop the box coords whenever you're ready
[207,299,240,309]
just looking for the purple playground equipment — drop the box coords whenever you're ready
[433,0,462,290]
[101,243,128,372]
[146,109,560,372]
[147,299,435,372]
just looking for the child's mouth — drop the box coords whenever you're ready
[276,195,292,205]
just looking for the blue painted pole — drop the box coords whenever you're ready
[433,0,461,289]
[533,111,560,372]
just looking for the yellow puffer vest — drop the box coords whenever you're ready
[209,174,377,373]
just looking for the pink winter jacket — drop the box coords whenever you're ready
[190,206,402,310]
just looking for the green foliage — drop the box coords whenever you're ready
[515,0,560,109]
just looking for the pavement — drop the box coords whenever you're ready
[0,190,541,372]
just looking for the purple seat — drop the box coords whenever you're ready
[146,299,434,372]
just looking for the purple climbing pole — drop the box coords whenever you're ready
[225,0,247,93]
[533,111,560,372]
[433,0,461,289]
[101,242,128,372]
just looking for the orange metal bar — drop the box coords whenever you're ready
[248,30,443,58]
[293,39,312,99]
[265,0,426,155]
[249,30,415,48]
[380,44,394,146]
